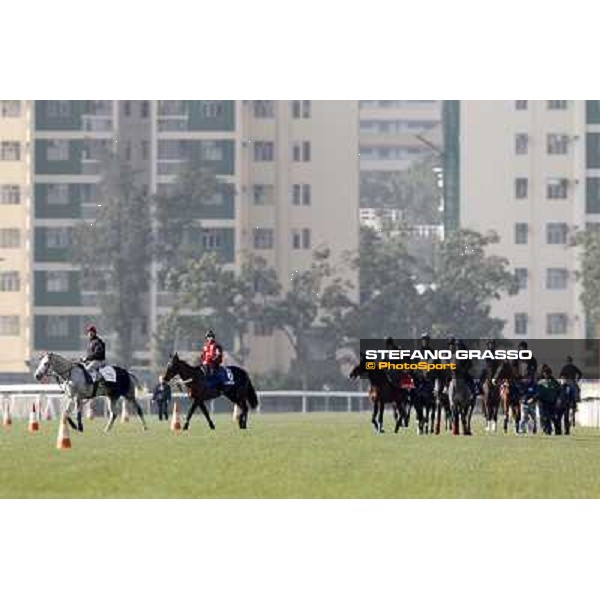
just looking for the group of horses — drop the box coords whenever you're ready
[350,356,578,436]
[34,351,258,433]
[33,350,578,437]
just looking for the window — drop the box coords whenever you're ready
[124,101,131,117]
[292,184,311,205]
[547,313,568,335]
[292,100,311,118]
[47,184,70,205]
[515,177,528,199]
[515,100,528,110]
[547,178,568,199]
[253,101,274,118]
[515,223,528,244]
[141,140,149,161]
[45,228,70,249]
[201,229,222,250]
[293,141,311,162]
[252,184,274,205]
[46,316,69,337]
[515,268,528,291]
[253,228,274,249]
[546,222,567,244]
[47,140,69,161]
[0,229,20,248]
[0,185,20,205]
[46,272,69,293]
[47,101,71,117]
[515,134,529,155]
[548,100,568,110]
[0,316,19,336]
[547,134,569,155]
[254,322,273,336]
[0,101,21,117]
[1,141,20,161]
[140,101,150,118]
[546,268,568,290]
[253,141,274,162]
[200,141,223,161]
[587,177,600,213]
[514,313,528,335]
[202,102,223,118]
[292,228,311,249]
[0,272,20,292]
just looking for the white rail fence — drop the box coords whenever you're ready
[0,384,371,418]
[3,382,600,425]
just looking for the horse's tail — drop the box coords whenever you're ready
[247,380,259,409]
[129,371,142,392]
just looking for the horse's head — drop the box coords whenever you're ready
[163,352,180,383]
[34,352,51,382]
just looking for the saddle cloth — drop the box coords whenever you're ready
[99,365,117,383]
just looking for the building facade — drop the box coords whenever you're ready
[0,100,359,379]
[447,100,599,339]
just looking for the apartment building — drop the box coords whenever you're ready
[0,101,33,381]
[445,100,599,339]
[0,100,359,379]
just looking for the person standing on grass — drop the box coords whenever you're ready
[152,375,172,421]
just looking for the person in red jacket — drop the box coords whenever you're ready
[200,330,230,393]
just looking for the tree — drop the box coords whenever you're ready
[262,248,356,389]
[71,157,152,367]
[360,155,442,225]
[423,229,519,338]
[574,227,600,335]
[155,252,280,367]
[344,225,423,341]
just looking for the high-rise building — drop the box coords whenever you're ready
[359,100,442,174]
[0,100,359,380]
[0,101,33,381]
[445,100,597,339]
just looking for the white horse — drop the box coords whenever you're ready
[34,352,147,433]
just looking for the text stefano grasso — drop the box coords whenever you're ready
[363,349,533,361]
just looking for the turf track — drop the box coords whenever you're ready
[0,413,598,498]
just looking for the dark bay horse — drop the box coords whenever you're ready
[162,353,258,430]
[349,357,409,433]
[495,360,521,434]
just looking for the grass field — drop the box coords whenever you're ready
[1,412,599,498]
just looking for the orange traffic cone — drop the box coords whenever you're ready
[28,403,40,432]
[3,402,12,428]
[56,415,72,450]
[121,401,129,423]
[171,401,182,432]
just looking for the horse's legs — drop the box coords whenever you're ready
[104,397,118,433]
[197,400,216,430]
[371,401,379,433]
[237,399,249,430]
[434,401,441,435]
[128,393,148,431]
[378,401,385,433]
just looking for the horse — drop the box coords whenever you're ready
[162,353,258,430]
[447,375,473,435]
[554,382,573,435]
[349,358,409,434]
[494,360,521,434]
[34,352,147,433]
[481,378,501,432]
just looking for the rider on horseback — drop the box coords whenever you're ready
[200,329,231,394]
[81,325,106,385]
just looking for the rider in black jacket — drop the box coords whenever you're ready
[81,325,106,383]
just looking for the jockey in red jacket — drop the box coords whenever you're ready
[200,330,223,373]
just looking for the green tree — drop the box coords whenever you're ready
[71,158,152,367]
[574,227,600,335]
[423,229,519,338]
[262,248,356,389]
[156,252,280,367]
[360,155,442,225]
